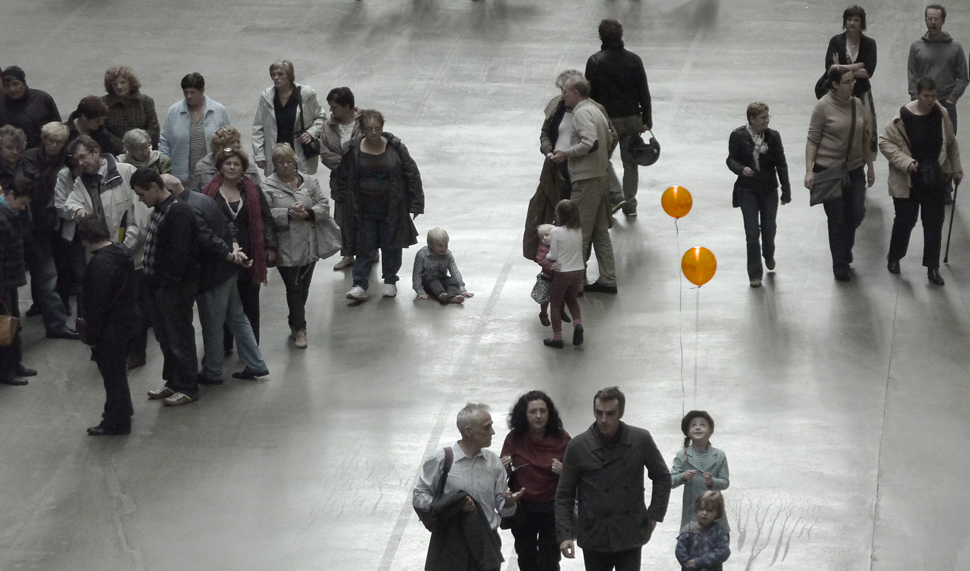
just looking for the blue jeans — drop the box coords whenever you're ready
[197,277,266,380]
[351,201,403,290]
[820,166,866,277]
[738,190,779,279]
[24,235,70,333]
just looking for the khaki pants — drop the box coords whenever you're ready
[571,176,616,286]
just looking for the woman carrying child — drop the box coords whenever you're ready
[670,410,730,533]
[543,200,583,348]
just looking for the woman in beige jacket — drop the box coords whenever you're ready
[879,77,963,286]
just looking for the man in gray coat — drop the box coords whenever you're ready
[555,386,671,571]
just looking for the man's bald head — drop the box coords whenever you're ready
[160,174,184,196]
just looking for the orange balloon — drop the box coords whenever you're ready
[661,186,693,219]
[682,247,717,286]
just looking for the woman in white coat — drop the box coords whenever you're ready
[252,60,326,177]
[262,143,338,348]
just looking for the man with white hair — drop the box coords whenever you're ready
[413,403,525,571]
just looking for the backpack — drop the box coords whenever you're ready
[415,447,454,531]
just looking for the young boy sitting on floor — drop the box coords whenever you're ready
[412,227,474,304]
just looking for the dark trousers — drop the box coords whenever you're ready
[71,236,88,318]
[421,270,462,301]
[550,270,582,337]
[351,202,403,290]
[0,287,23,380]
[225,273,261,353]
[738,190,779,279]
[582,547,641,571]
[278,263,315,330]
[889,182,945,268]
[24,234,71,333]
[511,501,561,571]
[820,166,866,277]
[149,282,199,396]
[128,269,152,361]
[93,338,133,430]
[50,233,76,310]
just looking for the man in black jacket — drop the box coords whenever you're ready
[131,168,200,407]
[161,174,268,384]
[0,66,61,150]
[78,215,137,435]
[0,178,36,386]
[585,19,652,218]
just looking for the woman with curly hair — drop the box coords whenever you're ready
[101,65,160,152]
[189,125,260,192]
[500,391,571,571]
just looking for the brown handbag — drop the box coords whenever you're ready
[0,297,19,347]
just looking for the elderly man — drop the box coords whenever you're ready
[413,403,525,571]
[0,66,61,150]
[556,387,671,571]
[586,19,653,218]
[551,75,618,294]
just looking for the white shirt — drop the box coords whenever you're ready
[337,122,355,152]
[546,226,584,272]
[555,111,574,152]
[413,442,514,530]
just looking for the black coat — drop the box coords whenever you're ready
[208,177,277,280]
[425,491,504,571]
[82,243,138,345]
[331,133,424,255]
[177,189,237,292]
[825,32,877,97]
[67,109,123,156]
[585,43,652,127]
[726,126,791,203]
[22,146,65,235]
[0,88,61,149]
[145,195,199,290]
[0,202,26,289]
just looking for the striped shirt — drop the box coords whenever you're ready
[413,442,514,530]
[411,245,466,295]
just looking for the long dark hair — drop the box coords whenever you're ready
[508,390,564,438]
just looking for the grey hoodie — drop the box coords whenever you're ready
[908,32,969,102]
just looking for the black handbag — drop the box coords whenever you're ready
[917,160,947,192]
[297,87,322,159]
[810,100,856,206]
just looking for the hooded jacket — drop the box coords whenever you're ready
[878,101,962,199]
[907,32,969,102]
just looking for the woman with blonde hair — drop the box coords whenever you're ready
[262,143,338,348]
[252,60,326,177]
[102,65,160,152]
[189,126,260,192]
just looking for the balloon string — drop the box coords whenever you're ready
[694,288,700,409]
[675,218,680,236]
[678,228,685,418]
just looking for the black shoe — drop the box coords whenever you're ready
[765,258,776,271]
[834,273,851,282]
[543,338,564,349]
[583,282,618,294]
[87,425,131,436]
[232,368,270,380]
[611,200,627,215]
[0,376,28,386]
[25,305,42,317]
[539,313,550,326]
[887,259,900,274]
[224,348,234,357]
[561,311,571,323]
[928,268,945,286]
[847,251,853,264]
[197,374,224,386]
[15,365,37,377]
[46,328,80,340]
[572,324,584,346]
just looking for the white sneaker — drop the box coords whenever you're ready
[346,286,368,301]
[382,284,397,297]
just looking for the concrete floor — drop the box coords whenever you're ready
[1,0,969,570]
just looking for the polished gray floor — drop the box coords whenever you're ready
[1,1,969,570]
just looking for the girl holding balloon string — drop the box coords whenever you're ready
[670,410,730,534]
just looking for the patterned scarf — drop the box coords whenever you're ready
[142,200,169,277]
[746,124,768,171]
[203,175,267,284]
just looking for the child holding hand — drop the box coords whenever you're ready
[675,491,731,571]
[532,224,570,326]
[412,227,474,304]
[543,200,583,348]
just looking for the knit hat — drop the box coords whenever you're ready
[2,66,26,82]
[681,410,715,435]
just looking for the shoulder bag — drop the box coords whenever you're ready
[0,297,19,347]
[810,100,856,206]
[414,447,454,531]
[297,87,322,159]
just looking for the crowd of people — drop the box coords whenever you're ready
[0,3,966,570]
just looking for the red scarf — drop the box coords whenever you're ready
[203,175,267,284]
